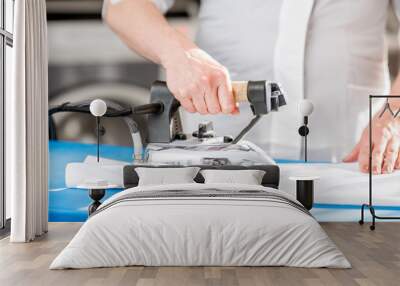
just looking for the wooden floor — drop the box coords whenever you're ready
[0,222,399,286]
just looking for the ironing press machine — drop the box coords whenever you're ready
[61,80,286,188]
[143,80,286,166]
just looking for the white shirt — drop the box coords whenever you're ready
[196,0,282,81]
[150,0,399,161]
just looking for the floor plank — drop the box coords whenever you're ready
[0,222,399,286]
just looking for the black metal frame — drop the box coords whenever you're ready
[0,0,14,232]
[298,116,310,162]
[359,95,400,230]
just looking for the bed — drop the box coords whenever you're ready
[50,165,350,269]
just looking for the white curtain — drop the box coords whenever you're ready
[8,0,48,242]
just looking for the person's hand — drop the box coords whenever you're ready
[162,48,237,115]
[343,106,400,174]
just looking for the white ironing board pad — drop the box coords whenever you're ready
[279,163,400,206]
[84,155,129,165]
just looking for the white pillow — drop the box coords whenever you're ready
[135,167,200,186]
[200,169,266,185]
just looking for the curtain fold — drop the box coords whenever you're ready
[8,0,48,242]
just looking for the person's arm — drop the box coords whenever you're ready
[343,1,400,174]
[344,77,400,174]
[103,0,236,115]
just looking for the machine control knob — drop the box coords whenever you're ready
[193,121,215,139]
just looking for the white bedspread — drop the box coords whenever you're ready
[50,183,350,269]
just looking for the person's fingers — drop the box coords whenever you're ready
[371,135,390,174]
[204,92,221,114]
[213,70,235,114]
[230,108,240,115]
[189,85,208,115]
[343,142,360,162]
[358,141,371,173]
[201,77,221,114]
[382,138,400,174]
[217,84,236,114]
[178,97,196,113]
[396,150,400,170]
[167,81,196,113]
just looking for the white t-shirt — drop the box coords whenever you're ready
[196,0,282,81]
[126,0,399,161]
